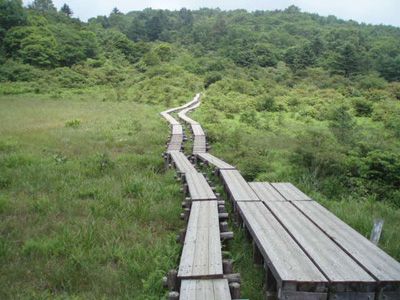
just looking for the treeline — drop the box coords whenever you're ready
[1,1,400,81]
[88,5,400,81]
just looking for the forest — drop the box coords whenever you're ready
[0,0,399,299]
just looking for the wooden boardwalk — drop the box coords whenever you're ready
[160,95,236,300]
[161,94,400,300]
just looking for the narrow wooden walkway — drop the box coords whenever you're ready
[178,201,223,279]
[161,94,400,300]
[160,95,236,300]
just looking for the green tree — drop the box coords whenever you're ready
[178,8,193,28]
[29,0,56,12]
[254,43,278,67]
[19,32,58,67]
[333,43,363,77]
[329,106,356,144]
[0,0,27,39]
[60,3,72,17]
[145,11,167,41]
[284,43,315,71]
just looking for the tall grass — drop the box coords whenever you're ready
[0,93,182,299]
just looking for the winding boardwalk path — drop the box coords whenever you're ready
[161,94,400,300]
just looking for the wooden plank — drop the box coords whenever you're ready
[178,201,223,279]
[249,182,286,202]
[192,124,205,136]
[266,201,376,287]
[169,151,197,173]
[197,153,236,170]
[161,113,180,126]
[292,201,400,284]
[172,125,183,135]
[185,172,217,201]
[237,201,327,284]
[180,279,231,300]
[167,144,182,152]
[169,134,183,144]
[220,170,259,202]
[271,182,312,201]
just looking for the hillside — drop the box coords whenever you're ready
[0,1,399,299]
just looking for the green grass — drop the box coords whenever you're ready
[0,93,182,299]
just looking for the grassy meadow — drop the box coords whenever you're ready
[0,91,184,299]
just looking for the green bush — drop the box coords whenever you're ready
[0,60,41,81]
[65,119,81,128]
[352,97,373,117]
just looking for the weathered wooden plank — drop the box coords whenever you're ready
[185,172,217,201]
[192,124,205,136]
[169,151,197,173]
[172,125,183,135]
[167,144,182,152]
[196,153,235,170]
[292,201,400,284]
[249,182,286,202]
[180,279,231,300]
[161,113,180,126]
[178,201,223,279]
[266,201,376,288]
[169,134,183,144]
[237,201,327,284]
[220,170,259,202]
[271,182,312,201]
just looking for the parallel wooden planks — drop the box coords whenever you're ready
[169,151,197,173]
[178,201,223,279]
[180,279,231,300]
[265,201,376,292]
[196,153,236,170]
[292,201,400,288]
[271,182,312,201]
[237,201,328,285]
[185,172,217,201]
[249,182,286,202]
[220,170,259,202]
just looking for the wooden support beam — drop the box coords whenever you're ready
[229,282,241,299]
[221,231,234,241]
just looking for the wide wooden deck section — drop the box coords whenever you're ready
[293,201,400,296]
[249,182,286,202]
[237,201,328,297]
[180,279,231,300]
[196,153,235,170]
[184,172,217,201]
[178,201,223,279]
[219,170,259,202]
[271,182,312,201]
